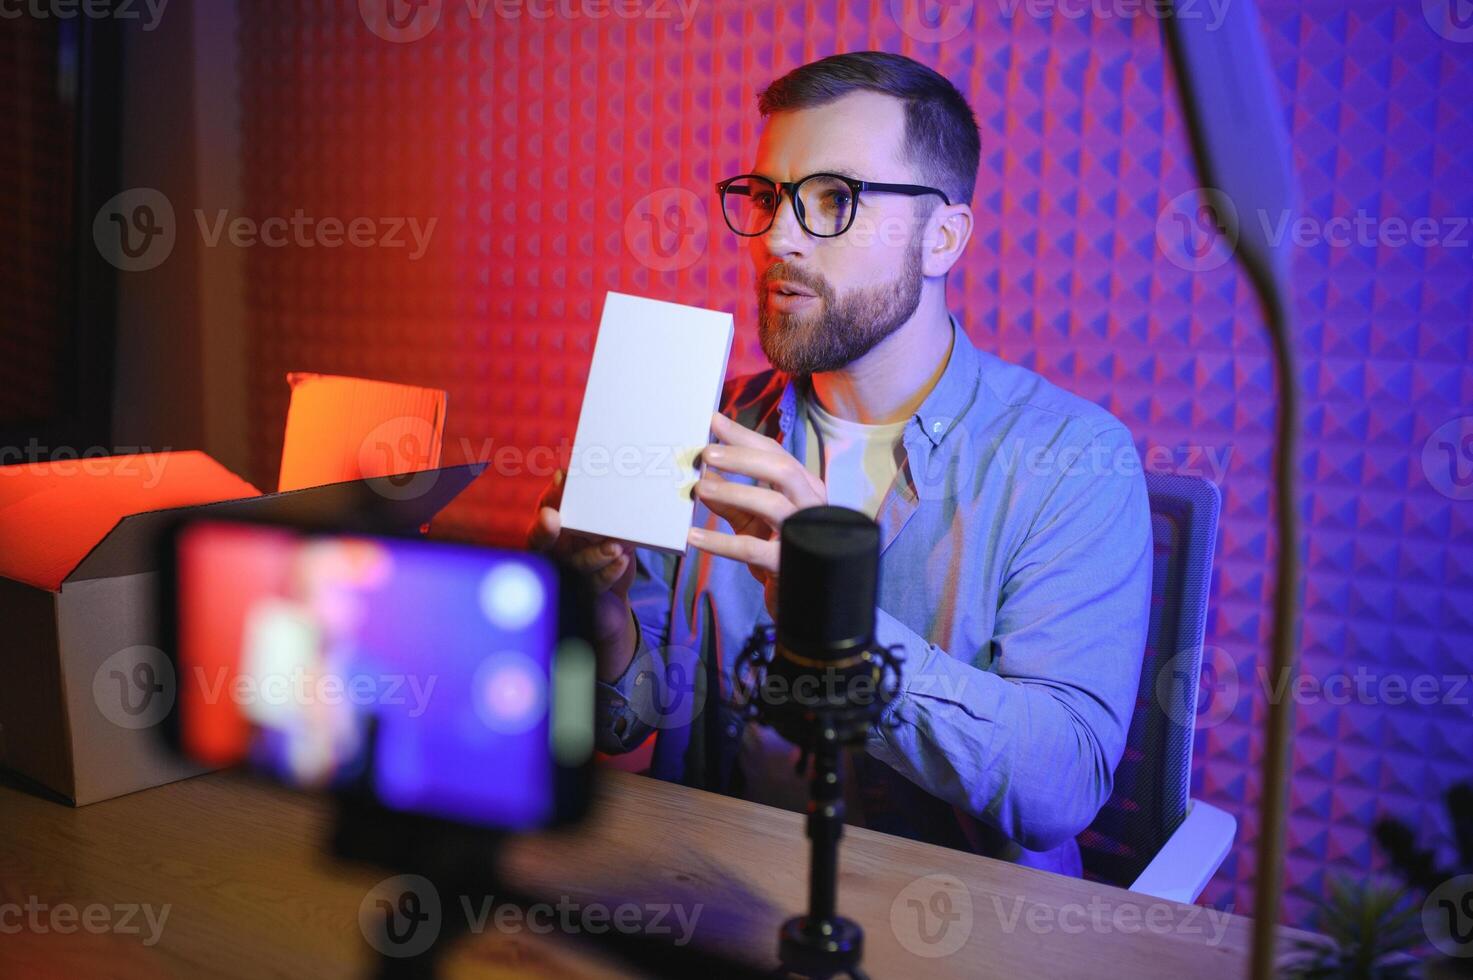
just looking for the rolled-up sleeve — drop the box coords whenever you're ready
[595,546,680,755]
[866,422,1152,853]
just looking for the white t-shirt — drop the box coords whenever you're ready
[736,394,908,819]
[802,396,908,519]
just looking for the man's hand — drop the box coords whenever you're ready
[688,412,827,618]
[526,469,639,683]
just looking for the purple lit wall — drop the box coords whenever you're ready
[233,0,1473,925]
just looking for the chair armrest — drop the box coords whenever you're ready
[1128,799,1236,904]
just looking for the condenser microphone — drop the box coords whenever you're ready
[762,506,888,747]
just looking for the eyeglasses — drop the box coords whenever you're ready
[715,172,951,239]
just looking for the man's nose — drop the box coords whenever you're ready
[758,189,810,260]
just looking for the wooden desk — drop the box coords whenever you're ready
[0,770,1306,978]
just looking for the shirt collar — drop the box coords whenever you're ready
[913,315,980,447]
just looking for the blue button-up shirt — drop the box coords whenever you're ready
[596,318,1151,875]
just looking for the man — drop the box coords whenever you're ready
[529,51,1151,876]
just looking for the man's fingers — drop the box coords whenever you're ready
[528,470,570,550]
[705,413,829,510]
[527,506,560,551]
[709,412,783,454]
[695,472,796,529]
[695,473,765,535]
[686,526,779,574]
[798,462,827,502]
[701,444,822,508]
[535,468,566,510]
[591,552,630,593]
[568,539,626,576]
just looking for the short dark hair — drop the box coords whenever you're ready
[757,51,981,208]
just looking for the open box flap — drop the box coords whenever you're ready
[277,373,447,493]
[0,451,262,592]
[63,461,487,584]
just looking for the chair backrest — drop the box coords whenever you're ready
[1078,472,1222,888]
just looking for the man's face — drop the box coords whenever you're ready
[747,90,931,375]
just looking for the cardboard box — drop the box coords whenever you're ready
[277,372,446,492]
[0,375,481,805]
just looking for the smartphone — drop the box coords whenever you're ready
[161,520,594,832]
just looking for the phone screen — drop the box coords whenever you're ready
[172,521,592,831]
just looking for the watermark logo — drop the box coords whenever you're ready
[358,416,442,501]
[1424,0,1473,43]
[890,0,975,43]
[359,0,443,42]
[890,873,973,958]
[1156,188,1238,273]
[94,188,176,272]
[624,188,707,273]
[92,646,175,730]
[1156,644,1239,731]
[627,644,706,730]
[1423,416,1473,501]
[360,875,442,958]
[1423,876,1473,958]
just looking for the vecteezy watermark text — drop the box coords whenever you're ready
[997,0,1232,30]
[194,210,437,260]
[990,893,1234,945]
[0,898,171,947]
[0,442,173,485]
[0,0,168,30]
[1160,645,1473,733]
[191,666,438,719]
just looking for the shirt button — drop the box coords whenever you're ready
[930,420,944,435]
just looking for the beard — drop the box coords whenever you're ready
[756,243,924,375]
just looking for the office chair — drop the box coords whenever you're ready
[1078,472,1236,904]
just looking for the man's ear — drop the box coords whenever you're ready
[921,203,974,278]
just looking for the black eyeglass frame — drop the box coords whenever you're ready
[714,172,952,238]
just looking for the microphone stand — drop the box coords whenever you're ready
[734,624,904,980]
[783,723,862,980]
